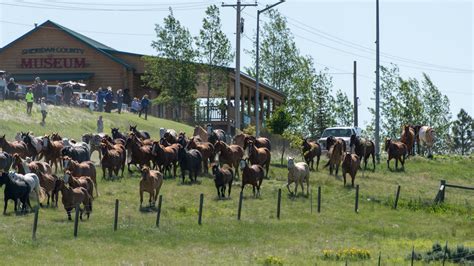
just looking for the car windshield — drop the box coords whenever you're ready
[321,129,353,138]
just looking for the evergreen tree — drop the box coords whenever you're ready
[311,68,335,137]
[142,8,198,120]
[452,109,473,155]
[334,89,354,126]
[195,5,233,122]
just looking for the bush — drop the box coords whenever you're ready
[322,248,371,261]
[262,255,284,265]
[408,243,474,264]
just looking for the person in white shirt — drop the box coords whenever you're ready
[40,97,48,125]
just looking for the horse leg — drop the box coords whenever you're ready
[316,156,320,171]
[228,180,232,198]
[343,172,347,186]
[286,180,293,194]
[300,180,304,196]
[395,157,398,170]
[265,161,270,179]
[140,190,143,207]
[3,199,8,215]
[252,185,256,197]
[127,162,133,173]
[216,184,221,198]
[149,191,153,207]
[102,167,107,180]
[351,174,355,188]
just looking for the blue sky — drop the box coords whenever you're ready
[1,0,472,127]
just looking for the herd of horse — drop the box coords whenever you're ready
[0,123,435,219]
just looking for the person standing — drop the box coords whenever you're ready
[138,95,150,120]
[25,88,34,115]
[55,84,63,105]
[97,115,103,133]
[42,80,48,100]
[33,77,41,103]
[116,89,124,114]
[0,73,6,101]
[97,88,105,112]
[7,78,17,101]
[40,97,48,125]
[104,87,113,113]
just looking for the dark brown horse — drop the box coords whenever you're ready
[385,138,407,171]
[301,138,321,171]
[151,140,178,178]
[233,133,272,151]
[129,125,150,140]
[349,134,375,170]
[125,133,153,172]
[324,136,344,176]
[42,135,64,173]
[187,136,214,174]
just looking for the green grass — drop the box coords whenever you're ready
[0,100,473,265]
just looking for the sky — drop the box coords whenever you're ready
[1,0,472,128]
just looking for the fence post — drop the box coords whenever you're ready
[156,195,163,228]
[32,206,39,241]
[378,251,381,266]
[317,186,321,213]
[355,184,359,213]
[440,180,446,202]
[237,191,243,220]
[411,246,415,266]
[442,241,448,266]
[113,199,119,231]
[198,193,204,225]
[73,204,80,238]
[394,185,401,209]
[277,188,282,219]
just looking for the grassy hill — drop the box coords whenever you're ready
[0,100,473,265]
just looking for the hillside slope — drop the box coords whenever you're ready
[0,100,194,140]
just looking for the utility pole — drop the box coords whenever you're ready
[255,0,284,137]
[353,60,358,127]
[223,0,257,131]
[375,0,381,163]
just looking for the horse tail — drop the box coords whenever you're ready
[323,160,330,169]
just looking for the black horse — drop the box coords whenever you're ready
[349,134,376,170]
[0,172,31,214]
[129,125,150,140]
[111,128,127,142]
[177,144,202,184]
[0,152,13,173]
[207,125,226,145]
[61,145,90,164]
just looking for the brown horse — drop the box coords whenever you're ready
[151,140,178,178]
[125,133,153,172]
[324,137,344,176]
[401,125,415,156]
[129,125,150,140]
[385,138,407,171]
[349,134,376,170]
[187,136,214,174]
[247,140,271,179]
[42,135,64,173]
[233,133,272,151]
[63,157,98,197]
[193,125,226,145]
[301,138,321,171]
[0,135,29,158]
[214,141,244,178]
[100,139,126,180]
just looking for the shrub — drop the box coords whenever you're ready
[262,255,284,265]
[408,243,474,264]
[322,248,371,261]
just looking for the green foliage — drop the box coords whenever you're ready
[452,108,473,155]
[334,89,354,126]
[369,64,452,153]
[245,9,299,94]
[267,105,291,135]
[310,68,335,137]
[242,125,256,136]
[142,8,198,120]
[262,255,284,265]
[282,131,303,150]
[409,242,474,264]
[195,5,233,121]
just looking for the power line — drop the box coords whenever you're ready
[1,1,208,11]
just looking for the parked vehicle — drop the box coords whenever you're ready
[317,126,362,152]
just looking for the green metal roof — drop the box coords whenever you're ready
[11,72,94,82]
[48,21,116,51]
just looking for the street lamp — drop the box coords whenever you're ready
[255,0,284,137]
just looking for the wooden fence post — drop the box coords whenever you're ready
[440,180,446,202]
[73,204,80,238]
[355,184,359,213]
[198,193,204,225]
[113,199,119,231]
[317,186,321,213]
[411,246,415,266]
[394,185,401,209]
[156,195,163,228]
[237,191,243,220]
[378,251,381,266]
[32,206,39,240]
[442,241,448,266]
[277,189,282,219]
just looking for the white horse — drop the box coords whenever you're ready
[8,171,44,205]
[418,126,435,157]
[287,157,310,196]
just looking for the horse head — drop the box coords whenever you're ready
[140,166,150,179]
[287,157,295,169]
[384,138,392,152]
[349,134,358,148]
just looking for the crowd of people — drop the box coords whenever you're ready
[0,73,152,124]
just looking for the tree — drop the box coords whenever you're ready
[334,89,354,126]
[452,109,473,155]
[195,5,233,122]
[245,9,299,94]
[310,68,335,138]
[267,105,291,135]
[142,8,198,120]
